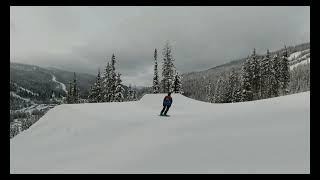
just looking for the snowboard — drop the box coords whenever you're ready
[159,114,170,117]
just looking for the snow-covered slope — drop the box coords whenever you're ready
[51,74,67,94]
[288,49,310,70]
[290,58,310,70]
[10,92,310,174]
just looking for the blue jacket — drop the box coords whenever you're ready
[163,96,173,106]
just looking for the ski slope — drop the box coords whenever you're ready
[10,92,310,174]
[51,74,67,94]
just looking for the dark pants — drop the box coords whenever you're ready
[160,105,171,115]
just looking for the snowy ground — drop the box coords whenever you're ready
[10,92,310,174]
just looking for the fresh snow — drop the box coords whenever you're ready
[10,92,310,174]
[288,49,309,61]
[290,58,310,70]
[51,74,67,94]
[288,51,302,61]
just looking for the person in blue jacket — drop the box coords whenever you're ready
[160,92,173,116]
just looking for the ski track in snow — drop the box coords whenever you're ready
[51,74,67,94]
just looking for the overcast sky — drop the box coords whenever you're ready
[10,6,309,86]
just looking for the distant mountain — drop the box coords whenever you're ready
[10,63,96,100]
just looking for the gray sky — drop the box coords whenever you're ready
[10,6,309,86]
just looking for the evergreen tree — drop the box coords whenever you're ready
[279,46,290,95]
[109,54,117,102]
[102,62,112,102]
[72,72,79,104]
[114,73,125,102]
[153,48,160,93]
[241,56,253,101]
[214,77,227,103]
[259,49,271,99]
[173,72,183,94]
[206,82,213,102]
[161,42,176,93]
[88,86,95,103]
[66,81,72,103]
[127,85,134,101]
[225,69,239,103]
[249,48,261,100]
[270,54,281,97]
[66,72,80,104]
[233,84,243,102]
[127,84,137,101]
[88,69,102,103]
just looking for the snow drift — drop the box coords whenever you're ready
[10,92,310,174]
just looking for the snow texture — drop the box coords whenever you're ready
[51,74,67,94]
[290,58,310,70]
[288,51,302,61]
[10,92,310,174]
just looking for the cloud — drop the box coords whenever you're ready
[10,6,310,86]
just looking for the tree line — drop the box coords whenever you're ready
[152,42,183,94]
[65,54,138,104]
[208,47,290,103]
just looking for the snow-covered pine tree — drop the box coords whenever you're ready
[241,55,253,101]
[114,73,125,102]
[153,48,160,93]
[128,84,138,101]
[206,82,211,102]
[249,48,261,100]
[260,50,269,98]
[88,86,95,103]
[173,72,183,94]
[279,46,290,95]
[132,86,138,101]
[95,69,102,102]
[66,81,73,104]
[225,69,238,103]
[270,54,281,97]
[72,72,79,104]
[214,77,227,103]
[233,83,243,102]
[102,62,112,102]
[88,69,102,103]
[127,84,133,101]
[161,42,176,93]
[109,54,117,102]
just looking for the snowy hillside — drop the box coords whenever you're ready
[288,49,310,70]
[10,92,310,174]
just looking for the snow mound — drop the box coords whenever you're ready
[10,92,310,174]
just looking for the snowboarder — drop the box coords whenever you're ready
[160,92,173,116]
